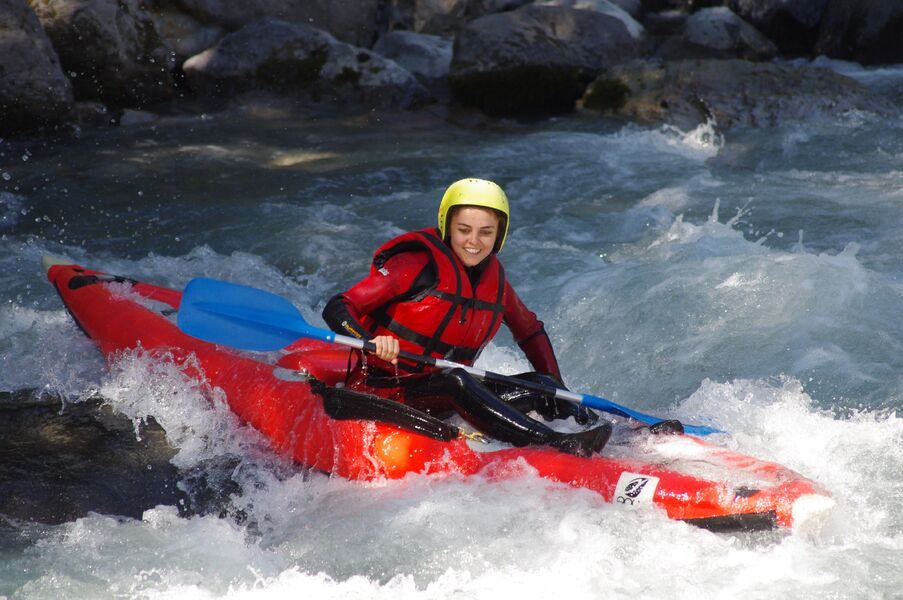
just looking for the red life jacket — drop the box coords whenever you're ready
[363,228,506,372]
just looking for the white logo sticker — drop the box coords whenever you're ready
[613,471,660,509]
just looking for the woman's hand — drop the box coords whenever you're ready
[370,335,400,365]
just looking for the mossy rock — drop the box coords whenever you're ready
[582,77,632,111]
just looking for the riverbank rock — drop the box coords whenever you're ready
[388,0,532,37]
[815,0,903,65]
[183,18,429,110]
[0,0,74,135]
[450,5,644,115]
[149,5,225,65]
[655,6,777,61]
[608,0,642,19]
[174,0,382,48]
[641,0,720,11]
[725,0,827,56]
[544,0,641,19]
[373,30,452,96]
[535,0,646,39]
[535,0,644,38]
[28,0,174,108]
[582,58,895,130]
[0,392,181,524]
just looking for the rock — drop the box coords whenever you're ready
[387,0,533,38]
[450,5,644,115]
[28,0,175,108]
[608,0,641,19]
[182,18,430,109]
[815,0,903,65]
[75,100,115,127]
[175,0,381,48]
[373,30,452,91]
[726,0,828,56]
[534,0,645,39]
[640,0,719,11]
[583,58,895,130]
[148,6,225,65]
[643,9,688,36]
[0,0,74,136]
[0,392,181,524]
[656,6,778,61]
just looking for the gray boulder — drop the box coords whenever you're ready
[0,0,74,135]
[640,0,719,11]
[182,18,430,109]
[582,58,895,130]
[534,0,645,39]
[148,6,225,65]
[450,5,644,114]
[726,0,828,56]
[387,0,533,38]
[28,0,174,108]
[373,30,452,89]
[815,0,903,65]
[657,6,778,61]
[607,0,641,19]
[175,0,381,48]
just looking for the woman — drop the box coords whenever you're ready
[322,178,612,455]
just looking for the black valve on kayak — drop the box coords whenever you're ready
[648,419,685,435]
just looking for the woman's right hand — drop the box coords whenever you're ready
[370,335,400,365]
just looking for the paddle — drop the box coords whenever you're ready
[177,278,722,436]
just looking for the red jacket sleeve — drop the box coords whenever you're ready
[322,251,432,339]
[503,282,563,381]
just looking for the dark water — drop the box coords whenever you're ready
[2,62,903,598]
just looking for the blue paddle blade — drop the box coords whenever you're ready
[178,278,329,351]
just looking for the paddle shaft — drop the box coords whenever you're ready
[334,332,706,430]
[178,278,721,435]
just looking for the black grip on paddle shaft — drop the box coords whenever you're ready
[360,340,438,368]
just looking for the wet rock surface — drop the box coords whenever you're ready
[583,58,895,130]
[0,391,182,524]
[450,4,644,114]
[28,0,175,108]
[3,0,903,147]
[0,0,74,136]
[183,17,429,110]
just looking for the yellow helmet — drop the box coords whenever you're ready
[437,178,510,252]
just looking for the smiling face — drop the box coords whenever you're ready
[447,206,501,267]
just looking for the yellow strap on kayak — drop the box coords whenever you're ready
[459,430,489,444]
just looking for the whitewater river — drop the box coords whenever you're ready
[2,60,903,598]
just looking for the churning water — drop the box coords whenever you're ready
[2,60,903,598]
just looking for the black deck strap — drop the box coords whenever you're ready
[68,274,138,290]
[311,379,459,442]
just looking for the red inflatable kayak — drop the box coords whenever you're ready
[44,257,833,531]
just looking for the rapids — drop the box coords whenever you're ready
[2,60,903,598]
